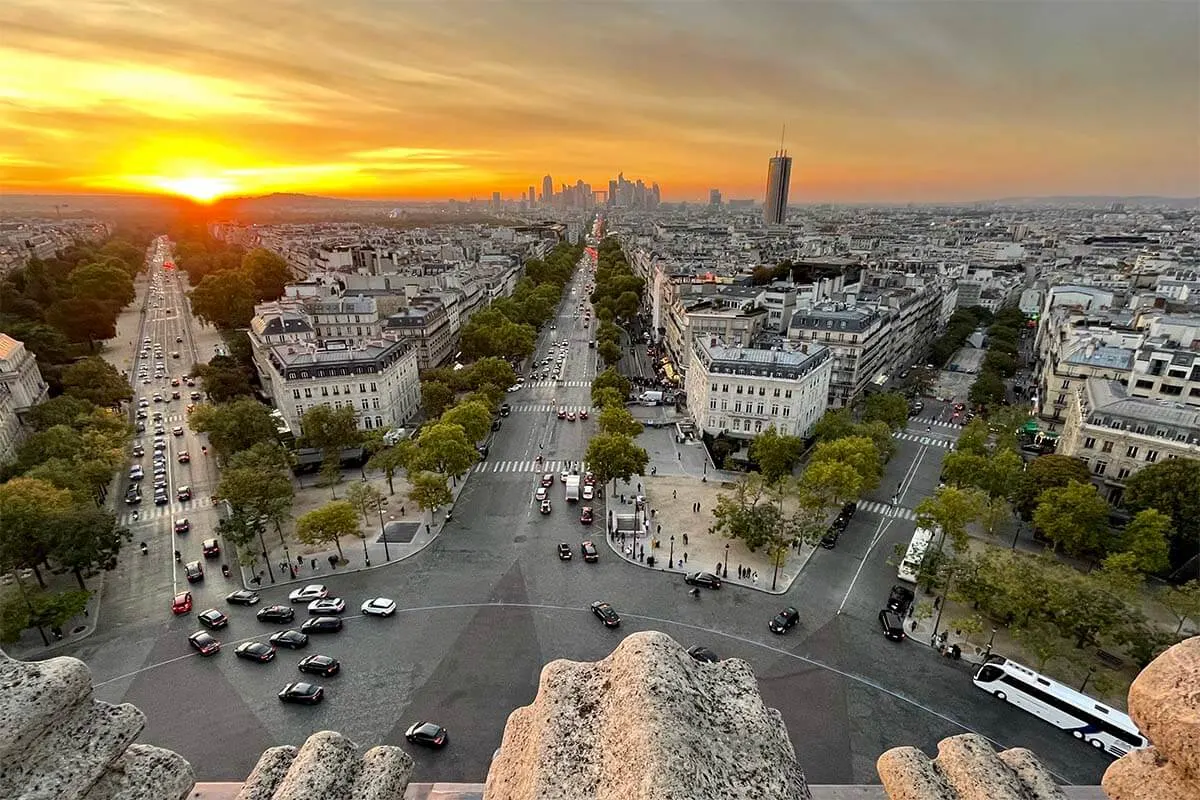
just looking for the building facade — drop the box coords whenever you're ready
[763,152,792,226]
[685,337,831,441]
[382,296,457,371]
[0,334,49,464]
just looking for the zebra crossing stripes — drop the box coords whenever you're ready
[118,495,212,525]
[475,459,589,475]
[510,404,595,414]
[909,417,962,431]
[892,431,954,449]
[521,380,592,388]
[856,499,917,521]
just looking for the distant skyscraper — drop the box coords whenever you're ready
[528,186,536,205]
[764,150,792,225]
[542,175,553,205]
[709,189,722,206]
[491,191,501,207]
[608,179,618,207]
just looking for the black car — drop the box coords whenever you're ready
[188,631,220,656]
[300,616,343,634]
[499,403,511,417]
[404,721,448,748]
[270,629,309,649]
[590,601,620,628]
[197,608,229,630]
[234,641,276,663]
[887,585,915,615]
[768,607,800,634]
[298,654,341,677]
[581,541,599,562]
[557,543,572,560]
[879,609,907,641]
[841,501,858,520]
[687,645,720,663]
[684,571,722,590]
[278,682,324,705]
[226,590,260,606]
[820,526,841,549]
[258,605,296,623]
[184,561,204,583]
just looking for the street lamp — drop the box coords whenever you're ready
[360,526,371,568]
[668,535,674,569]
[376,503,391,562]
[724,543,730,577]
[771,548,781,590]
[1080,666,1096,693]
[983,628,998,661]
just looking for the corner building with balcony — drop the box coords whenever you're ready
[685,336,831,442]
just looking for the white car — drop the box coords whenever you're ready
[289,584,328,604]
[307,597,346,615]
[535,486,548,501]
[507,384,522,392]
[361,597,396,617]
[560,469,571,483]
[582,485,595,501]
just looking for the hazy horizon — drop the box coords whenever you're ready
[2,1,1197,204]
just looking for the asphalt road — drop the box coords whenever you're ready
[56,252,1111,786]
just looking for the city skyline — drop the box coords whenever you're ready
[1,1,1197,204]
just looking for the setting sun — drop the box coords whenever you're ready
[153,175,235,204]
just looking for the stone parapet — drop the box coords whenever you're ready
[877,734,1066,800]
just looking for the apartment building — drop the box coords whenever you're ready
[0,334,49,465]
[309,295,383,344]
[685,337,831,441]
[1059,377,1200,503]
[382,296,457,371]
[787,302,890,408]
[661,286,767,375]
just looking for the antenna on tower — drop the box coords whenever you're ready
[779,124,786,156]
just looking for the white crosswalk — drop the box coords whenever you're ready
[520,380,592,388]
[909,417,962,431]
[475,459,589,475]
[118,495,212,525]
[509,404,595,414]
[856,499,917,521]
[893,431,954,449]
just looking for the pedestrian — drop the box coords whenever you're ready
[934,595,942,611]
[328,554,338,568]
[682,533,688,545]
[672,489,677,499]
[637,482,641,492]
[683,552,687,564]
[677,559,683,569]
[297,554,303,566]
[400,505,406,516]
[715,561,722,575]
[311,558,317,570]
[752,572,758,584]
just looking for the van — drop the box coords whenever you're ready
[878,609,906,641]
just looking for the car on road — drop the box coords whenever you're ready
[172,426,184,436]
[566,411,576,421]
[687,645,720,663]
[269,629,308,649]
[132,444,145,457]
[557,543,572,560]
[404,721,448,748]
[820,527,841,549]
[174,518,190,534]
[581,541,598,562]
[684,572,722,590]
[190,391,202,400]
[557,408,567,420]
[886,585,915,615]
[171,592,193,615]
[188,631,220,656]
[560,469,571,483]
[184,561,204,583]
[579,409,588,420]
[499,403,510,416]
[177,486,192,501]
[234,642,276,663]
[590,601,620,628]
[177,451,189,463]
[579,506,593,524]
[539,499,552,514]
[258,605,295,623]
[540,473,554,488]
[300,616,343,634]
[129,466,144,481]
[201,538,220,558]
[197,609,229,630]
[289,584,328,603]
[361,598,396,617]
[125,489,142,505]
[298,654,341,677]
[226,590,261,606]
[581,485,594,500]
[534,486,548,501]
[878,609,907,642]
[154,491,169,506]
[768,607,800,634]
[278,682,324,705]
[307,598,346,615]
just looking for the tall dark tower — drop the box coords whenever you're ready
[764,149,792,225]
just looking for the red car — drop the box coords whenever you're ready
[540,473,554,488]
[172,592,193,615]
[580,506,593,525]
[579,409,588,420]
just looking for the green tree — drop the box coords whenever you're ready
[295,500,359,560]
[189,398,280,460]
[367,443,411,495]
[940,451,991,490]
[421,381,454,419]
[955,418,992,457]
[409,471,452,518]
[596,405,643,438]
[1033,481,1110,558]
[299,405,361,472]
[25,396,95,431]
[591,368,631,405]
[1157,579,1200,634]
[409,422,478,480]
[47,298,116,350]
[47,506,125,590]
[809,435,882,491]
[346,481,386,524]
[61,357,131,407]
[796,459,864,510]
[597,339,622,366]
[1114,508,1172,574]
[1011,620,1072,671]
[812,408,857,443]
[464,358,516,393]
[1124,458,1200,579]
[591,386,625,410]
[862,392,909,431]
[968,371,1007,409]
[1014,454,1093,519]
[0,478,72,584]
[709,474,794,552]
[440,401,492,444]
[193,355,255,403]
[68,262,135,310]
[915,486,986,552]
[583,433,649,490]
[189,270,257,329]
[241,248,292,301]
[748,427,804,482]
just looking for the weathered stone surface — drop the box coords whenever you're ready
[483,630,811,800]
[1103,636,1200,800]
[877,734,1066,800]
[0,649,195,800]
[237,731,414,800]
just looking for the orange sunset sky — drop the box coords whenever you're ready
[1,0,1197,204]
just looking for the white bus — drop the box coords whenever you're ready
[972,656,1147,758]
[897,527,935,583]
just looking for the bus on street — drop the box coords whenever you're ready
[897,527,935,583]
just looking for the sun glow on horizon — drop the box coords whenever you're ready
[152,175,235,203]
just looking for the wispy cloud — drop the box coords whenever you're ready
[0,0,1195,201]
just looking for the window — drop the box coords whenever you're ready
[295,405,303,416]
[321,387,329,397]
[304,388,312,398]
[734,401,742,413]
[376,416,383,428]
[756,403,764,415]
[360,383,367,393]
[771,404,779,415]
[720,399,727,410]
[364,417,373,429]
[1101,441,1113,453]
[782,407,790,417]
[345,385,351,395]
[736,385,743,394]
[758,387,766,396]
[754,420,763,433]
[1146,450,1159,463]
[711,382,718,392]
[372,398,380,409]
[773,388,781,398]
[362,399,370,410]
[1094,461,1107,475]
[721,384,728,393]
[1061,379,1071,390]
[1126,446,1139,459]
[332,386,340,396]
[1117,467,1131,480]
[292,389,301,399]
[709,400,717,410]
[1083,437,1096,449]
[784,390,793,399]
[370,382,377,392]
